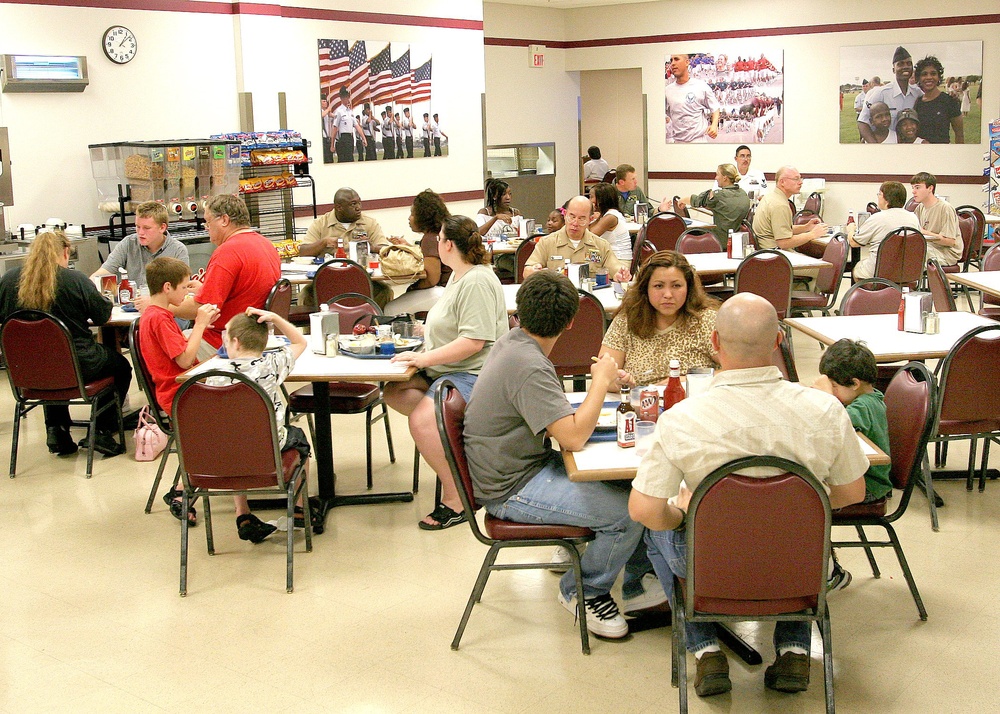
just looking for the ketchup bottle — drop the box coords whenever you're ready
[335,238,347,259]
[662,359,686,411]
[726,229,734,258]
[118,269,133,305]
[897,286,909,331]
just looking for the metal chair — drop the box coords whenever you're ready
[128,318,180,513]
[287,293,395,489]
[548,290,608,391]
[1,310,125,479]
[631,212,686,274]
[515,237,539,283]
[866,201,880,215]
[791,234,849,316]
[289,259,374,325]
[772,337,798,382]
[925,258,956,312]
[671,457,835,714]
[676,228,722,255]
[904,197,918,212]
[173,370,312,595]
[956,204,987,271]
[434,379,595,654]
[672,196,690,219]
[803,191,823,217]
[831,362,935,617]
[264,277,293,320]
[739,219,759,251]
[792,211,826,260]
[838,278,905,394]
[945,206,986,309]
[873,228,926,290]
[930,325,1000,500]
[734,249,793,320]
[977,244,1000,319]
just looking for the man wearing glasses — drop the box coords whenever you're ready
[752,166,828,250]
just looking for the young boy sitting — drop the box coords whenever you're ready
[141,257,221,525]
[205,307,310,543]
[813,338,892,588]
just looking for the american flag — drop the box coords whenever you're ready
[411,58,432,104]
[369,45,393,106]
[389,49,411,103]
[318,39,350,102]
[348,41,369,105]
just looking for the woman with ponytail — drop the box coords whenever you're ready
[384,216,508,529]
[0,231,132,456]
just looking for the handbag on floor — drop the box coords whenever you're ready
[133,406,169,462]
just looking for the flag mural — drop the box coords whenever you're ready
[318,39,441,164]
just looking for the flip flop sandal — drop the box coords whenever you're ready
[418,504,466,531]
[164,489,197,526]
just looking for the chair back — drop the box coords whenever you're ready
[326,292,382,334]
[839,278,902,316]
[874,228,926,289]
[632,240,657,273]
[925,258,955,312]
[686,456,829,616]
[934,325,1000,428]
[904,197,918,212]
[814,234,849,297]
[803,191,823,217]
[981,244,1000,307]
[264,278,293,320]
[740,220,759,250]
[548,291,607,378]
[772,338,798,382]
[734,249,793,320]
[866,202,880,215]
[515,237,539,283]
[642,211,686,253]
[128,318,173,433]
[314,259,373,304]
[602,169,616,184]
[956,205,986,266]
[884,362,936,499]
[1,310,85,396]
[677,228,722,254]
[672,196,690,218]
[793,209,817,226]
[173,370,284,491]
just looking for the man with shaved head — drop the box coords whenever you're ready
[525,195,632,282]
[629,294,867,699]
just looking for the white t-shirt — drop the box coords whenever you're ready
[664,77,721,143]
[583,158,610,182]
[602,209,632,261]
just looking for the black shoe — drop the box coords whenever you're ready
[46,426,78,456]
[78,431,126,457]
[237,514,277,544]
[122,410,141,431]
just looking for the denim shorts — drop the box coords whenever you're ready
[423,371,478,402]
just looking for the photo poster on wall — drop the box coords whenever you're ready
[664,50,784,145]
[317,39,443,164]
[839,40,983,145]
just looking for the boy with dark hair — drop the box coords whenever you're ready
[141,256,221,524]
[206,307,310,543]
[814,338,892,588]
[464,272,662,639]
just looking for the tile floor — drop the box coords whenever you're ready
[1,285,998,713]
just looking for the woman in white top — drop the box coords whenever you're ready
[583,145,610,182]
[589,182,632,261]
[475,178,521,239]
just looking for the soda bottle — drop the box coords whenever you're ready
[616,386,636,448]
[662,359,686,411]
[897,286,908,331]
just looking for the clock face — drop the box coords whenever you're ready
[102,26,137,64]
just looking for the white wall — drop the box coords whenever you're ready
[0,0,487,239]
[486,0,998,223]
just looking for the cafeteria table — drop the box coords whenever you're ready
[944,271,1000,300]
[180,350,416,533]
[280,262,424,286]
[686,250,830,279]
[502,282,623,316]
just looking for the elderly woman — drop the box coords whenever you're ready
[0,231,132,456]
[599,250,719,384]
[678,163,751,249]
[384,189,451,316]
[384,216,508,530]
[589,182,632,261]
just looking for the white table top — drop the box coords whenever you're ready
[503,282,622,316]
[280,263,415,285]
[179,350,415,383]
[686,250,829,277]
[105,306,141,326]
[945,271,1000,299]
[785,312,998,362]
[983,213,1000,225]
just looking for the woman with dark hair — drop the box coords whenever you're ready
[384,216,508,529]
[599,250,718,384]
[384,189,452,315]
[914,56,964,144]
[0,231,132,456]
[589,182,632,261]
[583,145,610,182]
[476,178,521,239]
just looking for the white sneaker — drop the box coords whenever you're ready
[549,545,576,573]
[559,591,629,639]
[622,573,670,616]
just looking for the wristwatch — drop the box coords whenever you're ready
[672,506,687,532]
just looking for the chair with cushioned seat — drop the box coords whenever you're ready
[803,191,823,217]
[734,249,793,320]
[1,309,125,479]
[874,228,926,290]
[677,228,731,299]
[831,361,934,617]
[287,293,394,489]
[631,212,686,274]
[173,370,312,595]
[434,380,595,654]
[515,237,539,283]
[264,277,293,320]
[791,234,848,317]
[925,258,956,312]
[977,244,1000,319]
[548,290,607,391]
[289,259,373,325]
[671,456,835,714]
[838,278,904,394]
[672,196,690,219]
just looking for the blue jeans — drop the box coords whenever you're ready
[485,451,646,600]
[645,528,812,655]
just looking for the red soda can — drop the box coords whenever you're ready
[637,387,660,422]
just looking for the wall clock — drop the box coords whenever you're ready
[102,26,137,64]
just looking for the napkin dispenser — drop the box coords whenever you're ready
[566,262,589,288]
[730,231,749,259]
[348,240,369,267]
[520,218,535,237]
[309,310,340,353]
[903,291,932,333]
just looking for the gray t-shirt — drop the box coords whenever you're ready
[464,328,574,506]
[101,233,190,288]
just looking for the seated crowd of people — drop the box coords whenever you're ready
[0,151,971,702]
